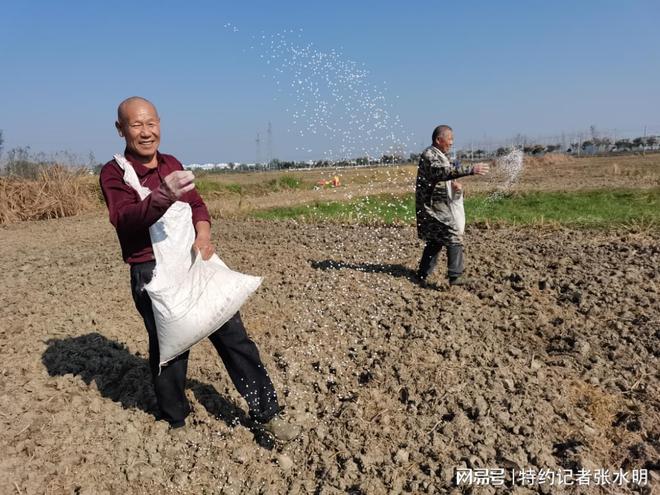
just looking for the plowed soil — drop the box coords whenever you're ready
[1,208,658,493]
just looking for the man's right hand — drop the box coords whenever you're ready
[473,162,490,175]
[162,170,195,200]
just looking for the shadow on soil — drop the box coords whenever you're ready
[310,259,417,280]
[42,332,274,448]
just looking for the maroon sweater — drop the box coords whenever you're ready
[100,151,211,264]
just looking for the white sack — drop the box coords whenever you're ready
[114,155,262,368]
[447,181,466,235]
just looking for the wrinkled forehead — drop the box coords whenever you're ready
[118,100,159,123]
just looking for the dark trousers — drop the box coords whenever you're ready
[130,260,280,427]
[417,241,464,280]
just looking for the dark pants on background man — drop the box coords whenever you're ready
[417,241,464,281]
[130,260,280,427]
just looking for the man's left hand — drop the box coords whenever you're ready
[473,162,490,175]
[193,236,216,260]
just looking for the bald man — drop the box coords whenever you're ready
[100,97,299,441]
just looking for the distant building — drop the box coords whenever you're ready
[185,162,231,170]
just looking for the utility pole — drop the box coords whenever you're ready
[643,125,648,155]
[256,133,261,166]
[577,132,582,157]
[267,121,273,167]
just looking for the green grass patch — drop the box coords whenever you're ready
[195,179,243,196]
[273,175,303,190]
[251,189,660,229]
[194,179,224,196]
[252,194,414,225]
[196,175,304,198]
[223,183,244,194]
[468,189,659,227]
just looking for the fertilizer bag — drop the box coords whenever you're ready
[447,181,466,235]
[114,155,262,367]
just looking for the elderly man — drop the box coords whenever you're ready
[415,125,489,287]
[100,96,299,441]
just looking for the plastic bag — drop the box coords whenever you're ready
[114,155,262,368]
[447,181,466,235]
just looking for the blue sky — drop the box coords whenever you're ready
[1,0,658,164]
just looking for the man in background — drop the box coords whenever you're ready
[415,125,489,287]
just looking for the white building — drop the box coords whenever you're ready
[185,163,231,170]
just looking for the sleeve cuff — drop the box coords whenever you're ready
[152,184,176,210]
[192,211,211,227]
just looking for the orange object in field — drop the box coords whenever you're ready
[316,176,341,188]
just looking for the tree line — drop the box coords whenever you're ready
[1,127,657,179]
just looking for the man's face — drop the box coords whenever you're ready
[436,131,454,154]
[116,101,161,158]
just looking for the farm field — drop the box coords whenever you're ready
[0,154,658,494]
[197,154,660,218]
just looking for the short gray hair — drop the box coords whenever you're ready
[432,125,453,142]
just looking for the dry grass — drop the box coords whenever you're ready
[200,154,660,217]
[0,154,657,224]
[0,166,100,224]
[196,164,416,190]
[523,153,576,167]
[569,381,623,430]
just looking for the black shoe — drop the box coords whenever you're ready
[415,276,441,290]
[413,274,429,288]
[448,276,473,287]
